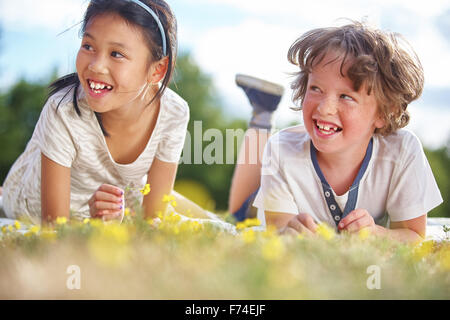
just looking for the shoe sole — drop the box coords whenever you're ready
[235,74,285,96]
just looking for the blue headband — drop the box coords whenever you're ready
[124,0,167,56]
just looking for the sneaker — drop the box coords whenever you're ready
[235,74,284,129]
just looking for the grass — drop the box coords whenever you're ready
[0,211,449,299]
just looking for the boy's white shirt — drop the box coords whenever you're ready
[2,85,189,224]
[253,125,443,229]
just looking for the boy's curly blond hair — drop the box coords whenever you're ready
[288,21,424,135]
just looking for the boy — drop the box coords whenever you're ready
[253,22,443,242]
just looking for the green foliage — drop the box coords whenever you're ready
[425,143,450,217]
[0,78,51,183]
[169,53,246,211]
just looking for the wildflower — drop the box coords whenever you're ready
[316,222,335,240]
[14,220,21,230]
[8,225,13,232]
[236,222,247,230]
[358,227,370,240]
[1,226,8,234]
[413,240,435,261]
[262,237,285,261]
[24,225,40,237]
[241,228,256,244]
[83,218,90,224]
[162,194,175,202]
[140,184,151,196]
[171,200,177,207]
[244,218,261,228]
[439,247,450,271]
[56,216,67,225]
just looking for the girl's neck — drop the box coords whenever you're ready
[102,85,159,133]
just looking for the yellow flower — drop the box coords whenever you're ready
[55,216,67,225]
[236,222,247,230]
[83,218,90,224]
[1,226,8,234]
[162,194,175,202]
[413,240,435,261]
[244,218,262,228]
[140,184,151,196]
[439,248,450,271]
[316,222,335,240]
[171,200,177,207]
[262,237,285,261]
[358,227,370,240]
[8,225,13,232]
[24,225,40,237]
[124,208,131,217]
[241,228,256,244]
[14,220,21,230]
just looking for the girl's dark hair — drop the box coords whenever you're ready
[48,0,177,136]
[288,21,424,135]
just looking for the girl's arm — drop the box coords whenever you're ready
[41,153,71,224]
[142,158,178,219]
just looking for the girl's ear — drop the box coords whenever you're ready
[148,56,169,85]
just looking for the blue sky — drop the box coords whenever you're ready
[1,0,450,148]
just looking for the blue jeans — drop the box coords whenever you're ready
[232,189,259,222]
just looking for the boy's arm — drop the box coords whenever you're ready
[339,209,426,242]
[266,211,318,234]
[41,153,71,224]
[142,158,178,219]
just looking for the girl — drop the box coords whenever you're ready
[2,0,189,224]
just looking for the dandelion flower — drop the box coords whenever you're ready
[140,184,151,196]
[241,229,256,244]
[7,225,13,232]
[1,226,8,234]
[358,227,370,240]
[171,200,177,207]
[316,222,335,240]
[162,194,175,202]
[124,208,131,217]
[262,237,285,261]
[55,216,67,225]
[14,220,21,230]
[83,218,90,224]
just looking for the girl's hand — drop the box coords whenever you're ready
[338,209,376,233]
[281,213,318,236]
[88,184,124,222]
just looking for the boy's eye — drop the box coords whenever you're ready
[340,94,354,101]
[111,51,124,58]
[310,85,321,92]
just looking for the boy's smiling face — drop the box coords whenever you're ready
[302,51,385,159]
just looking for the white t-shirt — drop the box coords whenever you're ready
[253,125,443,229]
[3,85,189,223]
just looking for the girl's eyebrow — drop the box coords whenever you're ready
[83,32,129,50]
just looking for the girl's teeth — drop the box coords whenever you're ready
[107,86,112,90]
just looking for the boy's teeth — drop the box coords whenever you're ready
[89,80,109,90]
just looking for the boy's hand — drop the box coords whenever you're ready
[88,184,124,222]
[281,213,318,235]
[338,209,376,233]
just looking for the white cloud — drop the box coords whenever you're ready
[0,0,87,31]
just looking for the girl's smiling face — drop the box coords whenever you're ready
[302,51,385,158]
[76,13,154,113]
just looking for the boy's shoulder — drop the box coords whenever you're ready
[269,125,310,155]
[375,128,423,159]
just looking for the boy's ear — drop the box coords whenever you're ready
[148,56,169,84]
[374,115,385,129]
